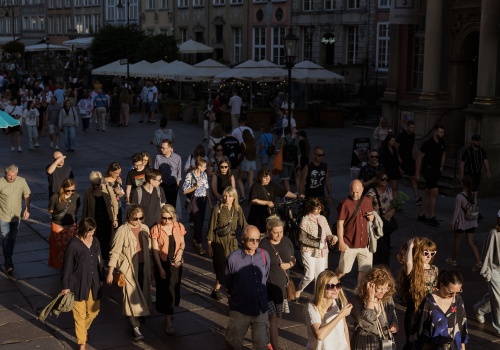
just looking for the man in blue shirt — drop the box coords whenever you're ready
[224,225,270,350]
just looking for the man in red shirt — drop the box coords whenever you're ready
[335,180,374,284]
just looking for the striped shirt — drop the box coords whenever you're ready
[461,146,487,175]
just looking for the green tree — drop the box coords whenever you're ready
[89,25,146,68]
[138,34,179,63]
[2,41,24,57]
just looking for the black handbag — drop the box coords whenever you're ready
[214,206,234,238]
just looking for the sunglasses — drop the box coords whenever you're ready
[162,216,173,221]
[325,283,342,290]
[220,165,228,169]
[370,155,379,159]
[65,189,76,193]
[244,238,261,243]
[381,177,389,181]
[215,148,223,152]
[315,153,325,157]
[131,216,144,221]
[423,250,437,257]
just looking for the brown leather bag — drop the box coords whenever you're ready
[112,271,126,287]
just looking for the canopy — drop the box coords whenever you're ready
[155,60,192,80]
[129,60,155,78]
[0,110,20,128]
[178,39,214,54]
[24,44,70,52]
[150,60,169,70]
[92,60,126,76]
[62,37,94,49]
[292,60,344,83]
[177,59,229,82]
[214,59,285,82]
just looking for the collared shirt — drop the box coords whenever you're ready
[154,153,182,186]
[224,248,270,316]
[182,171,209,197]
[0,176,31,222]
[461,146,487,175]
[337,196,373,249]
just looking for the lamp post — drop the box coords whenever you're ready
[45,36,50,57]
[117,0,130,83]
[283,27,299,126]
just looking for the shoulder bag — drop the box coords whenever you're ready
[214,206,234,237]
[377,304,396,350]
[112,253,132,287]
[268,242,296,302]
[332,195,364,237]
[460,193,479,221]
[52,199,72,221]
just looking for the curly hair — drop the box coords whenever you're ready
[304,197,324,214]
[312,270,348,321]
[356,265,396,303]
[397,237,437,310]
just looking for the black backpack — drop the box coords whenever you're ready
[283,138,297,162]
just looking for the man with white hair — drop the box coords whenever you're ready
[0,164,31,274]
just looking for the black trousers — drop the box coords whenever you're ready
[161,183,179,208]
[154,259,182,315]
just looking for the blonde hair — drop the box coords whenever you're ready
[312,270,348,321]
[222,186,240,212]
[89,171,103,185]
[266,217,284,235]
[160,204,177,223]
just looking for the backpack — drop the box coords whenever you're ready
[461,193,479,221]
[264,135,275,156]
[283,138,297,163]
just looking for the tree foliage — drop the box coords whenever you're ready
[90,25,179,68]
[2,41,25,56]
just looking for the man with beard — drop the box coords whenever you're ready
[415,125,446,227]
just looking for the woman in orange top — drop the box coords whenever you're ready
[150,204,186,336]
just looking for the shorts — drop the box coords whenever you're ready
[8,125,21,134]
[239,159,257,172]
[401,159,416,177]
[337,247,373,274]
[141,101,149,112]
[422,166,441,189]
[260,153,272,165]
[148,102,158,113]
[280,163,294,180]
[225,310,269,350]
[47,125,60,134]
[455,227,476,234]
[466,173,481,192]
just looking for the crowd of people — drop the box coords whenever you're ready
[0,80,498,350]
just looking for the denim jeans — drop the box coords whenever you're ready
[63,125,76,150]
[477,270,500,334]
[0,220,20,267]
[25,124,38,149]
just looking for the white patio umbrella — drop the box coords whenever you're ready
[62,37,94,49]
[92,60,126,76]
[150,60,169,70]
[24,44,70,52]
[155,60,192,80]
[129,60,155,78]
[177,58,229,82]
[178,39,214,54]
[292,60,344,83]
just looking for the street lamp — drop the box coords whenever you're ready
[117,0,130,83]
[45,36,50,57]
[283,27,298,126]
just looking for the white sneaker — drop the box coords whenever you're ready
[17,146,22,152]
[10,146,14,152]
[473,303,485,323]
[50,142,53,148]
[34,142,39,147]
[132,327,144,341]
[55,145,59,150]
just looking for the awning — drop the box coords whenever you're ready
[63,37,94,49]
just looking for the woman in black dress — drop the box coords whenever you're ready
[259,217,295,350]
[247,169,297,233]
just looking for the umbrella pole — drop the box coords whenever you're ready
[250,83,253,110]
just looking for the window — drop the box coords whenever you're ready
[324,0,334,10]
[57,16,63,34]
[233,27,241,64]
[216,24,223,43]
[66,16,72,32]
[75,0,82,6]
[302,27,313,61]
[230,0,242,4]
[213,0,224,4]
[148,0,155,9]
[378,0,390,8]
[48,0,54,8]
[75,15,82,33]
[22,16,28,30]
[271,27,285,65]
[253,27,266,61]
[107,0,115,20]
[160,0,168,8]
[56,0,62,7]
[130,0,138,20]
[48,16,54,34]
[84,0,91,6]
[412,34,424,90]
[180,28,187,42]
[31,16,37,30]
[178,0,188,6]
[65,0,71,6]
[39,17,44,30]
[303,0,312,11]
[345,26,359,64]
[376,22,389,71]
[347,0,359,9]
[193,0,204,5]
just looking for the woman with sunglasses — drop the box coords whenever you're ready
[150,204,186,335]
[397,237,438,350]
[82,171,119,260]
[210,157,235,202]
[305,270,352,350]
[259,217,296,350]
[350,266,398,350]
[48,178,81,268]
[208,142,226,176]
[104,162,125,226]
[366,171,398,266]
[207,186,246,301]
[106,204,152,341]
[411,270,468,350]
[296,197,336,301]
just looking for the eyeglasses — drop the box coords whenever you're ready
[325,283,342,290]
[315,153,325,157]
[423,250,437,257]
[244,237,261,243]
[220,165,229,169]
[381,177,389,181]
[131,216,144,221]
[162,216,173,221]
[370,155,379,159]
[65,189,76,193]
[215,148,223,152]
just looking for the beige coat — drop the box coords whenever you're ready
[82,184,118,222]
[109,223,152,317]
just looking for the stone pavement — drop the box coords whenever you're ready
[0,116,499,349]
